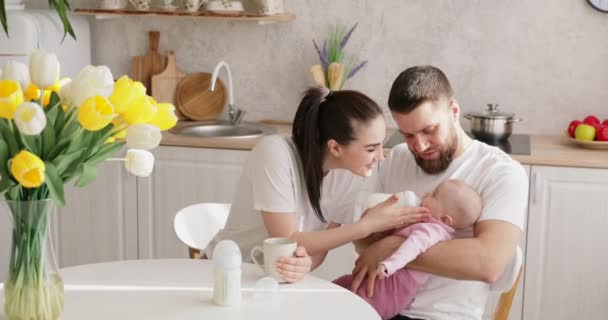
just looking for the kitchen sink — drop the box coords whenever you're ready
[170,120,277,139]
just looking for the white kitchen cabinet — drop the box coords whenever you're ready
[52,160,138,268]
[524,165,608,319]
[482,165,530,320]
[137,146,249,259]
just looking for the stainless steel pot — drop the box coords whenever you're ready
[464,104,523,141]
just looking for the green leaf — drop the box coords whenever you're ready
[6,185,20,200]
[86,142,124,166]
[54,106,66,135]
[0,139,15,196]
[0,174,16,196]
[52,149,84,175]
[0,139,8,176]
[44,162,65,207]
[0,119,19,156]
[41,121,56,159]
[46,138,71,162]
[75,163,97,188]
[19,133,39,155]
[0,0,8,37]
[50,0,76,41]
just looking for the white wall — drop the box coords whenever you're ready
[23,0,608,134]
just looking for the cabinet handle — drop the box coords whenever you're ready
[532,172,541,204]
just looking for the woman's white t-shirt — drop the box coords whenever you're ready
[206,135,365,261]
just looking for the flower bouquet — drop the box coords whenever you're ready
[0,49,177,319]
[311,22,367,90]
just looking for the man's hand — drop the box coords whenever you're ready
[351,235,405,297]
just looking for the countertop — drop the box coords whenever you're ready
[161,122,608,169]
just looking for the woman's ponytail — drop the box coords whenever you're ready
[292,87,329,222]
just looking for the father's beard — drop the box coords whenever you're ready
[414,126,458,174]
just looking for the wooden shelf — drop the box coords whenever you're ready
[73,8,295,23]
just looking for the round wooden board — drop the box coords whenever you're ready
[175,72,226,121]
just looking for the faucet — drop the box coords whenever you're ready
[210,61,245,126]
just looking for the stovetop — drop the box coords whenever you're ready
[383,132,531,156]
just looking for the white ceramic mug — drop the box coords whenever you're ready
[184,0,206,12]
[160,0,176,10]
[128,0,151,10]
[250,237,297,283]
[99,0,127,9]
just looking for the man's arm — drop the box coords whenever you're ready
[407,219,521,282]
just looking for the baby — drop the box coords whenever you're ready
[333,179,483,320]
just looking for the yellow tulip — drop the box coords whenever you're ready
[10,150,46,188]
[0,80,24,119]
[120,95,157,125]
[148,103,178,130]
[109,76,146,114]
[111,117,127,139]
[23,83,41,102]
[78,96,115,131]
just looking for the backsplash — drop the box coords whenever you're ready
[25,0,608,134]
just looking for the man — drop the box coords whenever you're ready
[352,66,529,320]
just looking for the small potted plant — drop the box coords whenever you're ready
[310,22,367,90]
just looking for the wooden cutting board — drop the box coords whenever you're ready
[151,50,187,119]
[130,31,167,94]
[175,72,226,121]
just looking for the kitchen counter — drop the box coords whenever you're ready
[161,122,608,169]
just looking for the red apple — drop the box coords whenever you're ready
[567,120,582,138]
[583,115,601,129]
[596,125,608,141]
[602,119,608,126]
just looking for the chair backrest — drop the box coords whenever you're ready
[173,203,231,257]
[491,246,524,320]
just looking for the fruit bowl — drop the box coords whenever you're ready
[564,131,608,150]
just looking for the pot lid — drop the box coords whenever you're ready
[466,104,515,119]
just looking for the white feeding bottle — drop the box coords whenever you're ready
[212,240,242,306]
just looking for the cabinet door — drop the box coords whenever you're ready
[137,146,249,259]
[524,166,608,319]
[482,165,530,320]
[51,160,138,267]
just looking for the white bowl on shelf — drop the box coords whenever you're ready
[205,0,244,14]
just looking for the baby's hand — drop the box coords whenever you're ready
[376,264,389,279]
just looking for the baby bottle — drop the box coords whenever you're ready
[212,240,242,306]
[367,190,421,208]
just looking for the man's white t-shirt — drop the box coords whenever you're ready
[206,135,365,261]
[377,140,529,320]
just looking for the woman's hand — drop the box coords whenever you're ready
[275,246,312,283]
[358,194,431,236]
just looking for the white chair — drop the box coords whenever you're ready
[490,246,524,320]
[173,203,231,259]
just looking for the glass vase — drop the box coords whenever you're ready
[2,199,64,320]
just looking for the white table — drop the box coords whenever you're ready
[0,259,380,320]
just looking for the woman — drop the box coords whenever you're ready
[206,87,430,283]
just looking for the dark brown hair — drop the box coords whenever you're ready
[292,87,382,222]
[388,65,454,113]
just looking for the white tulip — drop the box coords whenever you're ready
[14,102,47,135]
[126,124,162,150]
[64,65,114,107]
[29,49,60,89]
[125,149,155,177]
[2,61,30,92]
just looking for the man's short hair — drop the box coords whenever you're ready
[388,65,454,114]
